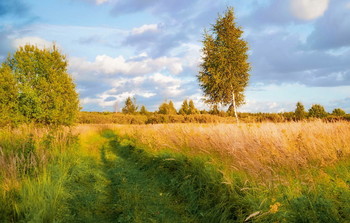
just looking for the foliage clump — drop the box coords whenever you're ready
[139,105,149,115]
[158,100,177,115]
[122,97,138,115]
[308,104,327,118]
[198,7,250,122]
[294,102,307,121]
[332,108,346,116]
[0,44,79,126]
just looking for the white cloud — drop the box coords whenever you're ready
[12,36,55,49]
[131,24,159,35]
[150,72,179,85]
[239,99,294,113]
[83,87,157,110]
[175,43,202,71]
[80,97,102,106]
[96,0,109,5]
[290,0,329,20]
[99,73,183,107]
[70,54,183,76]
[147,73,183,97]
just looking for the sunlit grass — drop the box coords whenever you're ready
[0,125,80,222]
[1,122,349,222]
[114,121,350,222]
[116,122,350,176]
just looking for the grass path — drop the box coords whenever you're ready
[64,130,196,223]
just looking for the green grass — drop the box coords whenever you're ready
[1,125,350,222]
[1,127,199,222]
[114,128,350,223]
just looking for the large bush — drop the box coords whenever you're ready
[0,44,79,126]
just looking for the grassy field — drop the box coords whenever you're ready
[0,122,349,222]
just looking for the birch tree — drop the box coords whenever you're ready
[198,7,250,123]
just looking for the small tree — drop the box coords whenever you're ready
[294,102,307,121]
[168,101,177,115]
[158,102,168,115]
[308,104,327,118]
[209,104,220,115]
[178,100,189,115]
[122,97,138,114]
[332,108,346,116]
[198,7,250,123]
[140,105,149,115]
[2,44,79,125]
[227,105,235,117]
[158,100,177,115]
[188,100,199,114]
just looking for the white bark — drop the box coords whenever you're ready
[232,92,239,124]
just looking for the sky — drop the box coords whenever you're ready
[1,0,350,113]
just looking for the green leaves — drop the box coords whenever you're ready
[308,104,327,118]
[0,44,79,126]
[198,7,250,107]
[0,65,19,126]
[295,102,307,121]
[158,101,177,115]
[122,97,138,114]
[332,108,346,116]
[179,100,199,115]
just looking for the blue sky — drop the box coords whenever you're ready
[1,0,350,113]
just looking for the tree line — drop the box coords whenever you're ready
[119,97,348,119]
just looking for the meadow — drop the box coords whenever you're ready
[0,121,349,222]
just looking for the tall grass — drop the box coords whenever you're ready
[0,125,79,222]
[116,122,350,176]
[115,121,350,222]
[2,122,349,222]
[0,124,122,222]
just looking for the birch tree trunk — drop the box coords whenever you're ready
[232,92,239,124]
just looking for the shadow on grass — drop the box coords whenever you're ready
[103,133,248,223]
[99,130,197,223]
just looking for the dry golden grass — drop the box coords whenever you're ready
[115,121,350,181]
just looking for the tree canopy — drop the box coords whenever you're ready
[158,100,177,115]
[178,100,189,115]
[198,7,250,123]
[188,100,199,115]
[0,65,19,126]
[0,44,79,126]
[308,104,327,118]
[332,108,346,116]
[294,102,307,121]
[209,104,220,115]
[122,97,138,114]
[140,105,149,115]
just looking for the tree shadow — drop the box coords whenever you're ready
[98,129,198,223]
